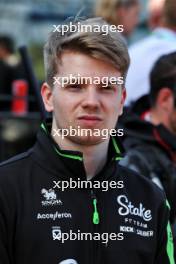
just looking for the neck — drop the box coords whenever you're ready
[150,108,172,132]
[51,124,109,180]
[150,108,162,126]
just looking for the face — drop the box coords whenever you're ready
[119,4,140,36]
[168,102,176,134]
[42,51,126,146]
[157,88,176,135]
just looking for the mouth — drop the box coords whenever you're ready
[77,115,103,126]
[78,115,102,121]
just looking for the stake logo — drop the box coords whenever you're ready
[117,195,152,221]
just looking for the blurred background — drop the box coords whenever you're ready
[0,0,163,161]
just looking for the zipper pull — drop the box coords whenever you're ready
[93,198,100,225]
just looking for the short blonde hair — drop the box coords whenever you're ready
[44,17,130,87]
[95,0,139,26]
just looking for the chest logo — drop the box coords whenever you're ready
[52,226,62,240]
[117,195,152,221]
[41,188,62,206]
[59,260,78,264]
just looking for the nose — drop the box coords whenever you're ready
[81,86,100,110]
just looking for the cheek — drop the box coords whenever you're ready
[52,92,67,119]
[112,96,124,117]
[121,17,128,29]
[106,98,122,119]
[52,92,80,123]
[169,109,176,123]
[53,95,62,112]
[126,10,138,27]
[172,111,176,123]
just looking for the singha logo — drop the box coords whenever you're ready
[41,188,62,206]
[41,188,56,200]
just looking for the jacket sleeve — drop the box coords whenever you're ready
[121,150,176,223]
[0,167,14,264]
[0,214,10,263]
[155,199,175,264]
[120,150,163,188]
[120,150,150,175]
[0,188,10,264]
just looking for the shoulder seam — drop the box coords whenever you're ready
[0,149,32,168]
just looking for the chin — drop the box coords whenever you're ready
[69,135,107,146]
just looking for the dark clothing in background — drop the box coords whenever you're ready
[120,117,176,222]
[120,100,176,261]
[0,59,25,111]
[0,60,13,111]
[120,98,176,224]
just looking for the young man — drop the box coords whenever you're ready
[0,18,174,264]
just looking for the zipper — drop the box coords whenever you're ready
[91,190,100,225]
[91,189,100,264]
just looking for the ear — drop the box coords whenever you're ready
[119,88,126,116]
[157,88,173,112]
[41,82,54,112]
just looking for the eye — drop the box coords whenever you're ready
[65,84,82,91]
[103,85,112,89]
[101,85,115,91]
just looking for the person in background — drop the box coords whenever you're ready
[0,36,19,70]
[125,0,176,105]
[120,52,176,226]
[95,0,140,41]
[148,0,165,30]
[0,35,24,111]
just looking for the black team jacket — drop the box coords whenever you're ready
[0,123,174,264]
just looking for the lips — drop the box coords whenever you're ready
[78,115,102,121]
[77,115,103,127]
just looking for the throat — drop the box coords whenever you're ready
[83,141,109,180]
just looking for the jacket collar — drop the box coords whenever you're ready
[155,125,176,151]
[31,121,124,181]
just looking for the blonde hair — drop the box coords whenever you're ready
[44,17,130,87]
[95,0,139,26]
